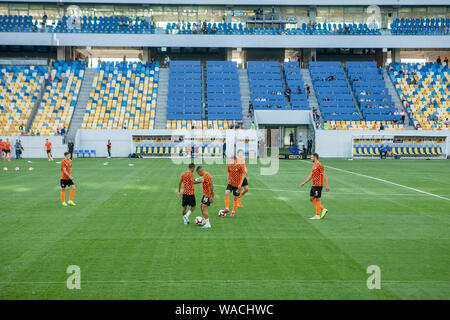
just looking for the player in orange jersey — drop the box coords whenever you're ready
[196,166,214,229]
[300,153,330,220]
[2,138,11,162]
[235,149,249,208]
[221,156,245,217]
[45,139,53,161]
[178,163,201,224]
[0,139,4,161]
[60,152,76,206]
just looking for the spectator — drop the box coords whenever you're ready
[222,141,226,158]
[307,138,312,155]
[68,139,74,160]
[289,131,294,147]
[380,123,385,130]
[436,56,442,63]
[248,102,253,117]
[444,57,449,66]
[164,55,170,67]
[15,140,24,159]
[60,127,66,136]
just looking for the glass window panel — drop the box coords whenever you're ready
[398,8,412,19]
[427,7,447,18]
[412,7,427,19]
[316,8,329,24]
[329,7,344,24]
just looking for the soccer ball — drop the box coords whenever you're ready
[15,167,20,171]
[3,167,7,171]
[29,167,34,171]
[218,209,227,217]
[195,216,204,225]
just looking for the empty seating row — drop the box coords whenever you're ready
[310,61,360,121]
[353,146,443,156]
[324,120,405,130]
[32,60,85,135]
[136,144,223,156]
[0,65,46,135]
[389,62,449,130]
[82,61,159,129]
[346,61,401,123]
[206,61,242,121]
[166,119,242,130]
[390,17,450,35]
[248,61,287,108]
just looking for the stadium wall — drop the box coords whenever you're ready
[315,130,450,158]
[0,135,65,159]
[1,33,449,49]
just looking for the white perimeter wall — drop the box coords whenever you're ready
[315,129,450,158]
[0,135,66,159]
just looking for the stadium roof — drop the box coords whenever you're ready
[3,0,450,6]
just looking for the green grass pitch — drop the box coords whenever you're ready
[0,157,449,299]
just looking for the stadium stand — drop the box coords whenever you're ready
[346,61,402,124]
[389,62,449,130]
[283,61,309,109]
[0,15,35,32]
[166,22,380,35]
[390,17,450,35]
[206,61,242,121]
[166,60,202,128]
[54,15,155,34]
[81,61,158,130]
[31,61,85,136]
[310,61,359,121]
[0,65,46,135]
[248,61,287,110]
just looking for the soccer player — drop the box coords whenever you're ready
[45,139,53,161]
[236,149,249,208]
[107,140,112,158]
[196,166,214,229]
[3,138,11,162]
[222,155,245,217]
[0,139,4,161]
[300,153,330,220]
[178,163,201,224]
[60,151,76,206]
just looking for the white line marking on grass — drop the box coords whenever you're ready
[302,162,449,201]
[212,184,437,197]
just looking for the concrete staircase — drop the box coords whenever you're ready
[26,78,47,132]
[301,69,323,126]
[383,69,413,128]
[238,68,252,129]
[66,68,95,141]
[154,68,169,129]
[279,63,292,108]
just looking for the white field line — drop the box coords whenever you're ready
[296,161,450,201]
[212,184,437,197]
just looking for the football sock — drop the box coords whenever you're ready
[186,210,192,218]
[237,197,241,204]
[60,191,65,203]
[225,196,229,209]
[315,200,323,216]
[69,190,75,201]
[232,200,238,212]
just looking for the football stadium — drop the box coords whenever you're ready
[0,0,449,307]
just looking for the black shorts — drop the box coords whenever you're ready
[226,184,241,196]
[60,179,74,188]
[47,150,52,154]
[182,194,196,207]
[242,177,248,187]
[3,149,10,154]
[310,186,323,198]
[201,195,212,206]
